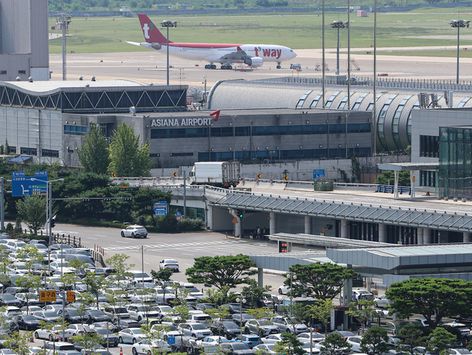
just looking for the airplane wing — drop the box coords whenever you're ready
[218,47,250,64]
[126,41,155,49]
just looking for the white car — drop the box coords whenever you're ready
[159,259,180,272]
[346,335,363,353]
[34,325,64,341]
[118,327,147,344]
[127,304,161,322]
[132,339,171,354]
[120,225,148,238]
[297,331,325,344]
[262,333,284,344]
[254,343,278,354]
[178,322,212,339]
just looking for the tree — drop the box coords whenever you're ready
[78,124,109,174]
[396,323,426,353]
[246,308,274,320]
[426,327,457,354]
[376,170,410,186]
[16,274,41,314]
[346,300,377,332]
[287,263,355,300]
[71,331,103,352]
[241,280,271,308]
[186,255,256,291]
[106,253,133,286]
[320,332,351,355]
[386,278,472,328]
[16,195,46,235]
[360,326,389,355]
[307,299,332,335]
[83,271,108,308]
[273,333,305,355]
[108,123,150,177]
[4,331,33,355]
[151,268,173,285]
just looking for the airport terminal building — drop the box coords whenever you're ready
[0,80,372,169]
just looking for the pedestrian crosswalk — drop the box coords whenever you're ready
[103,239,244,252]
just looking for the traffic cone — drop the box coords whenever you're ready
[119,347,123,355]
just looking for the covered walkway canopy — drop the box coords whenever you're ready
[377,162,440,199]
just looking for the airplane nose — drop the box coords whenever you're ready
[292,51,298,58]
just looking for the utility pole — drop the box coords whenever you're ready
[321,0,326,108]
[183,170,187,217]
[372,0,378,156]
[62,14,67,80]
[0,177,4,232]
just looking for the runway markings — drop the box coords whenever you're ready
[103,240,246,251]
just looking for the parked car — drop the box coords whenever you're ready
[159,259,180,272]
[271,316,308,334]
[244,319,279,336]
[120,225,148,238]
[254,343,277,354]
[12,314,40,330]
[131,339,171,354]
[238,334,262,348]
[219,342,255,354]
[178,322,212,339]
[85,309,111,323]
[117,327,147,344]
[210,320,241,339]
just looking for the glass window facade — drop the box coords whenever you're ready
[420,135,439,158]
[64,125,88,135]
[151,123,370,139]
[439,127,472,199]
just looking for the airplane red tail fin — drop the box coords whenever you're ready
[137,14,171,44]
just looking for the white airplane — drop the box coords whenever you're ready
[127,14,297,70]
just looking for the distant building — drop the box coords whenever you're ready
[0,0,49,81]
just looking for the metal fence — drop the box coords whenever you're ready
[259,76,472,93]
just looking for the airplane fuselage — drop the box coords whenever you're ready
[152,43,296,64]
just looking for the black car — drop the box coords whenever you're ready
[232,313,255,326]
[85,310,111,323]
[224,303,244,314]
[0,294,22,307]
[94,328,119,347]
[63,309,85,324]
[13,315,40,330]
[114,318,141,330]
[211,320,241,339]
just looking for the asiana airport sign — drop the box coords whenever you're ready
[151,117,212,128]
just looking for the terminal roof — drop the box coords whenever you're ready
[4,80,143,94]
[378,162,440,171]
[327,244,472,271]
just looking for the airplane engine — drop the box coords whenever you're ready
[151,43,162,50]
[244,56,264,68]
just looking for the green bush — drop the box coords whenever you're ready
[177,218,204,232]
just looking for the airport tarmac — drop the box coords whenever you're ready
[49,47,472,88]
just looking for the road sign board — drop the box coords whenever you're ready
[167,335,176,345]
[313,169,326,180]
[39,290,57,303]
[153,200,168,217]
[12,171,48,197]
[66,290,76,303]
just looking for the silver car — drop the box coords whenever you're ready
[120,225,148,238]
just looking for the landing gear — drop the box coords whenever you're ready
[221,64,233,70]
[205,64,217,70]
[276,63,282,69]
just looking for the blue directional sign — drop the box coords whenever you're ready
[167,335,176,345]
[313,169,326,180]
[12,171,48,197]
[153,200,168,217]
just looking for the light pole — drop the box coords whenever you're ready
[331,20,348,76]
[31,178,64,276]
[450,19,470,84]
[289,272,297,319]
[161,20,177,86]
[236,297,246,335]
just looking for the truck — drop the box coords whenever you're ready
[189,161,240,187]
